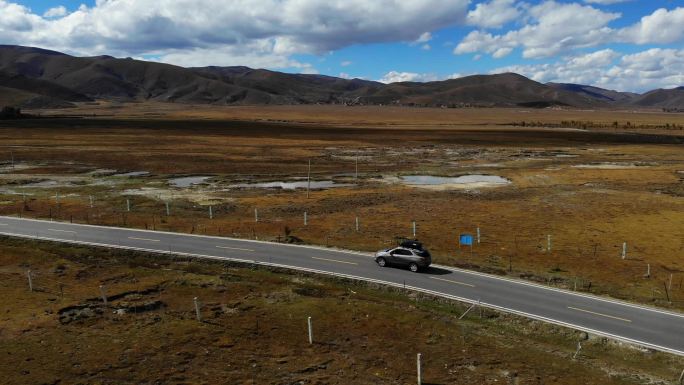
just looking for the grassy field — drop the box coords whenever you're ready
[1,107,684,311]
[1,237,682,384]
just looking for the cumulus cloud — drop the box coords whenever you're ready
[43,5,67,18]
[456,2,684,60]
[379,71,440,83]
[456,1,620,58]
[491,48,684,92]
[616,7,684,45]
[340,60,352,67]
[466,0,522,29]
[584,0,629,4]
[0,0,469,69]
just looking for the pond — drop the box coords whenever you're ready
[399,175,511,188]
[228,180,353,190]
[169,176,212,188]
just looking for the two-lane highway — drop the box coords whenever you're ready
[1,216,683,355]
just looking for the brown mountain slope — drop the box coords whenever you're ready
[359,73,605,107]
[547,83,638,103]
[627,88,684,108]
[3,45,681,109]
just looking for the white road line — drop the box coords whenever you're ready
[430,276,475,287]
[568,306,632,323]
[0,229,682,356]
[3,217,684,320]
[128,237,160,242]
[216,245,255,252]
[48,228,76,234]
[312,256,358,265]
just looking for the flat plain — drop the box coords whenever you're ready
[1,103,684,382]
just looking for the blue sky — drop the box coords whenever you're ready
[3,0,684,91]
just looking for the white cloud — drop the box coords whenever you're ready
[379,71,440,83]
[456,2,684,60]
[339,72,352,79]
[43,5,67,18]
[455,1,620,58]
[466,0,522,29]
[340,60,352,67]
[0,0,469,71]
[491,48,684,92]
[616,7,684,45]
[584,0,629,4]
[421,44,431,50]
[415,32,433,44]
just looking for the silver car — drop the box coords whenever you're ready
[375,244,431,272]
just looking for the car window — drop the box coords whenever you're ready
[393,249,412,256]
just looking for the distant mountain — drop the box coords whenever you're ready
[627,88,684,108]
[363,73,603,107]
[1,45,682,109]
[547,83,638,103]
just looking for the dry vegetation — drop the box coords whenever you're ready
[1,237,682,384]
[1,104,684,382]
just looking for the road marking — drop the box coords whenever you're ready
[1,229,683,356]
[311,256,358,265]
[216,245,254,252]
[0,223,7,226]
[128,237,160,242]
[430,276,475,287]
[567,306,632,323]
[48,228,76,234]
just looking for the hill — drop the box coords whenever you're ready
[1,45,682,109]
[547,83,638,103]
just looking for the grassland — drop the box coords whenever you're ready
[1,105,683,312]
[1,237,683,384]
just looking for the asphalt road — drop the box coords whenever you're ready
[1,215,683,355]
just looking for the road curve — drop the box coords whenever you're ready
[1,216,683,355]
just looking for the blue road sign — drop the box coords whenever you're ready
[460,234,473,246]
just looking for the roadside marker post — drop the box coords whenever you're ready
[27,269,33,292]
[99,285,108,306]
[622,242,627,259]
[307,316,313,344]
[194,297,202,322]
[89,195,94,208]
[126,199,131,212]
[646,263,651,278]
[209,206,213,219]
[669,273,674,292]
[304,211,308,226]
[307,159,311,199]
[547,235,552,253]
[412,221,416,238]
[165,202,170,216]
[355,216,360,232]
[476,227,481,244]
[254,208,259,223]
[417,353,422,385]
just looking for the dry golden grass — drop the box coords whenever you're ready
[1,237,682,384]
[0,109,683,310]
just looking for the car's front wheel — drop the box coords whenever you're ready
[409,262,419,272]
[376,257,387,267]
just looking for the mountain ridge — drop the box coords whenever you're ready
[1,45,682,109]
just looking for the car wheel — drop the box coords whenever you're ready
[376,257,387,267]
[409,263,419,272]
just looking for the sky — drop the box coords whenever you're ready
[1,0,683,92]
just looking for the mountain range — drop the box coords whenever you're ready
[1,45,682,110]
